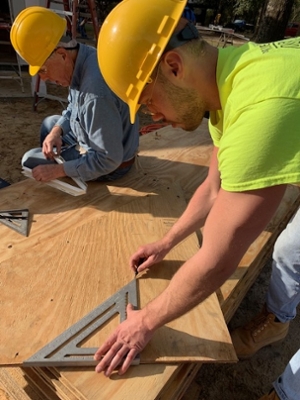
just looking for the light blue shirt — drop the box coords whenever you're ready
[56,43,139,180]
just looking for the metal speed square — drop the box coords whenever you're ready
[0,209,29,236]
[23,279,140,367]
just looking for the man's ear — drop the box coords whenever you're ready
[161,51,183,81]
[55,47,68,60]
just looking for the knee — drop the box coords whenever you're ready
[41,115,59,131]
[22,149,33,166]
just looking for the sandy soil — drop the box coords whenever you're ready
[0,97,65,184]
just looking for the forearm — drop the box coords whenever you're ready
[142,249,230,331]
[142,184,287,331]
[32,164,66,181]
[51,125,63,138]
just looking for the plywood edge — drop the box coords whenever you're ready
[0,368,44,400]
[156,364,201,400]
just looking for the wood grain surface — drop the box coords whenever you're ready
[0,182,235,366]
[1,121,299,400]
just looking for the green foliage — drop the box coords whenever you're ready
[290,0,300,20]
[95,0,120,23]
[94,0,300,29]
[233,0,261,23]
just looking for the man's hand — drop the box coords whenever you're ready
[129,239,171,274]
[32,164,66,182]
[42,126,63,159]
[94,304,154,377]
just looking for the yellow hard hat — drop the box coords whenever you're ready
[10,6,66,76]
[98,0,187,123]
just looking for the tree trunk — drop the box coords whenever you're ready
[253,0,295,43]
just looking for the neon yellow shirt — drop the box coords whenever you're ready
[209,38,300,191]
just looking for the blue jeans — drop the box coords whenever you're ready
[22,115,81,168]
[22,115,132,182]
[266,207,300,400]
[273,349,300,400]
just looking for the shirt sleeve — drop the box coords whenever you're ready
[55,92,72,135]
[62,95,132,181]
[214,98,300,191]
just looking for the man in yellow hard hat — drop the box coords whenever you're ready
[94,1,300,397]
[10,6,139,184]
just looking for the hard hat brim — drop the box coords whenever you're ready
[29,65,40,76]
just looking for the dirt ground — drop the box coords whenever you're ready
[0,76,299,400]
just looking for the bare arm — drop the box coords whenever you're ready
[143,184,287,326]
[31,163,66,181]
[95,181,287,376]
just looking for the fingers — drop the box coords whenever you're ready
[94,338,114,361]
[42,147,55,160]
[94,342,138,377]
[94,341,123,375]
[55,142,62,155]
[130,249,155,273]
[129,240,169,274]
[32,164,63,182]
[130,254,159,274]
[126,303,137,320]
[117,348,138,375]
[94,306,141,377]
[131,256,147,274]
[42,136,62,159]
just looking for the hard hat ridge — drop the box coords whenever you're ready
[97,0,188,124]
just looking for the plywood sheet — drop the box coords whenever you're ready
[0,184,235,366]
[1,121,300,399]
[42,365,178,400]
[0,121,220,399]
[135,124,212,202]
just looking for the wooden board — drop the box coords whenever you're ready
[1,121,300,400]
[0,183,235,366]
[135,124,212,202]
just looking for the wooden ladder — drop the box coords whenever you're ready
[32,0,100,111]
[0,0,25,93]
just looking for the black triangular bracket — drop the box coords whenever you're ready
[0,209,29,236]
[23,279,140,367]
